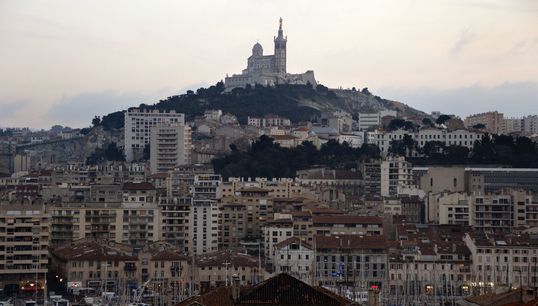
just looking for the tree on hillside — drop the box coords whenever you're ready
[436,114,451,125]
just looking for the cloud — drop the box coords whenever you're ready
[44,83,210,128]
[450,27,475,55]
[377,82,538,118]
[0,100,29,121]
[45,90,170,128]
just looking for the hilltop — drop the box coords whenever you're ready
[97,82,428,131]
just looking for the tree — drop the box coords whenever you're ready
[92,116,101,127]
[422,118,433,126]
[472,123,486,129]
[436,114,451,125]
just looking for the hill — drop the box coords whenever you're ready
[97,82,428,130]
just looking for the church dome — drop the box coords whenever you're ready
[252,42,263,56]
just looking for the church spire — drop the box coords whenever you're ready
[277,17,284,40]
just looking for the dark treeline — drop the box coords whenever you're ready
[392,134,538,167]
[212,135,380,179]
[85,142,125,165]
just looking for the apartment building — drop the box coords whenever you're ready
[50,238,139,292]
[195,250,263,292]
[389,224,472,301]
[124,108,185,161]
[247,115,291,128]
[464,111,504,134]
[464,232,538,291]
[220,187,274,243]
[188,174,221,255]
[368,128,482,156]
[429,189,533,232]
[380,156,415,197]
[314,235,388,290]
[0,205,50,287]
[149,124,192,174]
[50,201,161,250]
[219,177,305,199]
[262,217,293,262]
[313,215,383,236]
[358,110,397,131]
[272,237,313,283]
[159,197,191,251]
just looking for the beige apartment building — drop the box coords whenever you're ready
[464,111,504,134]
[50,238,139,292]
[0,205,50,287]
[219,187,275,244]
[50,202,162,249]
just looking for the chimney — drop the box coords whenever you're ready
[232,274,240,302]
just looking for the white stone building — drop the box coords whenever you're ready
[272,237,313,283]
[224,18,316,89]
[368,128,482,156]
[380,156,415,197]
[124,108,185,161]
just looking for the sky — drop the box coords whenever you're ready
[1,0,537,128]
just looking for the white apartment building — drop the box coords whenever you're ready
[358,110,397,130]
[247,115,291,128]
[380,156,415,197]
[368,128,482,156]
[124,108,185,161]
[188,174,221,254]
[272,237,313,283]
[263,218,293,263]
[337,132,365,148]
[149,124,191,174]
[523,115,538,135]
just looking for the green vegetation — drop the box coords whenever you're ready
[389,134,538,167]
[97,82,342,130]
[212,135,380,179]
[86,142,125,165]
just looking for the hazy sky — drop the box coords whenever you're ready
[1,0,537,128]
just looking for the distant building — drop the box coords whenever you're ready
[0,205,50,288]
[124,108,185,161]
[358,110,397,131]
[149,124,192,174]
[464,111,504,134]
[224,18,316,89]
[380,156,415,197]
[247,115,291,128]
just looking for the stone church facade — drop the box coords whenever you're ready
[224,18,317,90]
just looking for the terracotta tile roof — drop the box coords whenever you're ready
[151,249,188,261]
[52,240,137,262]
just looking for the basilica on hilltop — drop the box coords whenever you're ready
[224,18,317,90]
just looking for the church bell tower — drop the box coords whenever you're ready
[273,17,287,74]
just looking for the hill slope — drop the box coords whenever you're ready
[98,82,428,130]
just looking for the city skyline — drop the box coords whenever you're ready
[1,0,537,128]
